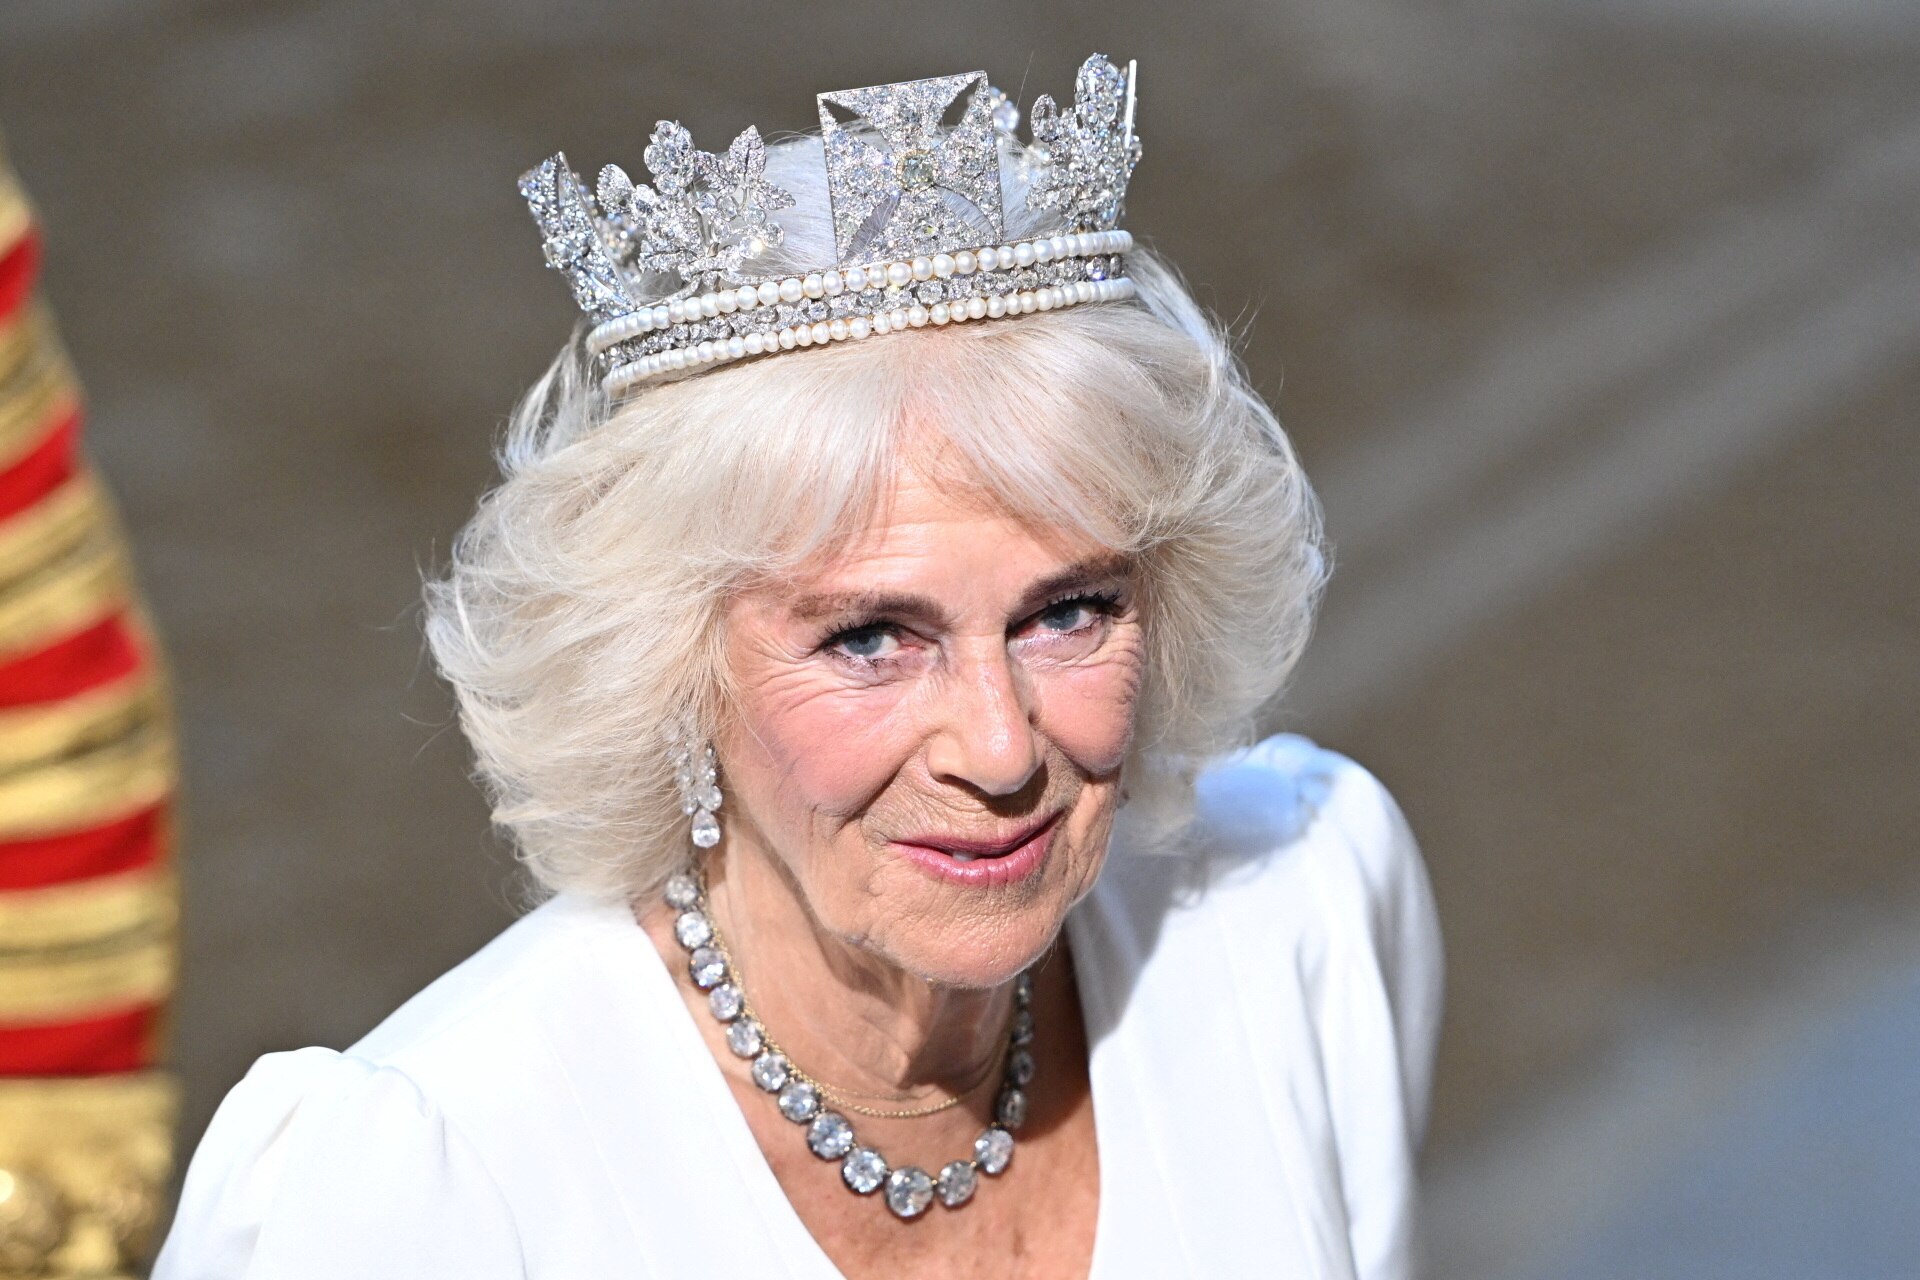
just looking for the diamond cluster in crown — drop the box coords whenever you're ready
[521,54,1141,394]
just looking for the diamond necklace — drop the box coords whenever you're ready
[662,869,1035,1218]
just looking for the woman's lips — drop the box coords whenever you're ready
[890,813,1061,888]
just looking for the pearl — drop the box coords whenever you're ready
[726,336,746,359]
[844,266,867,291]
[668,300,687,324]
[1049,235,1070,260]
[994,246,1015,269]
[908,304,929,328]
[669,348,687,369]
[700,294,719,319]
[1013,242,1036,268]
[651,305,670,329]
[1018,291,1036,312]
[886,261,913,287]
[803,273,825,299]
[794,325,812,347]
[890,308,910,331]
[735,286,758,312]
[693,340,711,361]
[716,290,737,315]
[824,270,844,296]
[811,321,831,345]
[779,277,804,304]
[871,312,890,334]
[744,333,764,355]
[1033,239,1053,263]
[849,316,871,339]
[954,250,976,275]
[778,328,798,350]
[932,253,956,278]
[967,296,988,320]
[986,294,1007,318]
[911,256,933,281]
[828,318,848,341]
[756,281,780,306]
[930,302,950,324]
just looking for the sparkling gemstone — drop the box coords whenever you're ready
[688,947,727,989]
[885,1166,935,1219]
[1010,1008,1035,1046]
[726,1017,763,1058]
[1087,258,1108,281]
[691,809,722,849]
[916,281,945,304]
[996,1087,1028,1130]
[1008,1048,1035,1086]
[974,1126,1014,1175]
[992,97,1021,133]
[696,782,722,811]
[1015,972,1034,1005]
[707,983,743,1021]
[778,1079,821,1122]
[842,1147,889,1195]
[663,873,700,909]
[937,1160,978,1207]
[807,1111,855,1159]
[674,910,712,949]
[751,1052,790,1093]
[899,150,937,189]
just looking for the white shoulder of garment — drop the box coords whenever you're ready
[154,735,1442,1280]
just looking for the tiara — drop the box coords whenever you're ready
[520,55,1142,398]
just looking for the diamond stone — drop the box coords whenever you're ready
[674,910,712,949]
[1008,1048,1035,1086]
[885,1166,935,1219]
[1015,972,1034,1004]
[937,1160,978,1207]
[996,1087,1028,1129]
[778,1079,821,1122]
[663,873,699,909]
[707,983,743,1021]
[691,809,721,849]
[842,1146,888,1194]
[807,1111,855,1159]
[1010,1008,1035,1045]
[726,1017,763,1058]
[899,150,937,189]
[974,1126,1014,1175]
[688,947,727,989]
[751,1051,790,1093]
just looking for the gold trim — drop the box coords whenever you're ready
[0,181,29,258]
[0,928,173,1021]
[0,1073,177,1276]
[0,346,79,474]
[0,301,52,387]
[0,668,162,775]
[0,715,174,841]
[0,521,127,665]
[0,472,105,590]
[0,865,176,954]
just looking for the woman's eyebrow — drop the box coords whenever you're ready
[787,590,946,626]
[1015,556,1133,612]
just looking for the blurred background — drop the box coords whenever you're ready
[1,1,1915,1275]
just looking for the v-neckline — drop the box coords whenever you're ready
[606,895,1123,1280]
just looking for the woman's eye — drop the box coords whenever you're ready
[830,626,899,661]
[1035,597,1106,634]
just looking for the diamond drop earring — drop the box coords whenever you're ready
[673,736,723,851]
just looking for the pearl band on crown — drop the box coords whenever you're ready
[522,55,1143,398]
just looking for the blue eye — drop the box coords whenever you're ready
[830,626,898,661]
[1035,593,1116,633]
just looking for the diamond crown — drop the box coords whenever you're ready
[520,54,1143,396]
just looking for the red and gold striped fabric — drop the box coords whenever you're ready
[0,138,179,1279]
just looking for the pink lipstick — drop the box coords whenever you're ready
[890,813,1061,888]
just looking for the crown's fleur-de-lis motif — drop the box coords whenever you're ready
[817,71,1005,265]
[1026,56,1141,231]
[519,154,635,320]
[592,122,796,295]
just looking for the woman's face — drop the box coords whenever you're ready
[717,451,1144,988]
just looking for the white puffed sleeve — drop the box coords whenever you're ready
[1297,744,1445,1279]
[153,1047,524,1280]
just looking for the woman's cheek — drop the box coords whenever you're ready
[737,672,918,820]
[1034,644,1144,778]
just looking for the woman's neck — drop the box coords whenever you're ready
[698,841,1016,1102]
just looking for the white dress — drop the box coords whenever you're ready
[155,736,1443,1279]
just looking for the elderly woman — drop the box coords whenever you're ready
[157,57,1441,1280]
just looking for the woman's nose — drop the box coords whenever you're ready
[923,642,1042,798]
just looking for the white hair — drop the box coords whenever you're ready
[424,135,1327,903]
